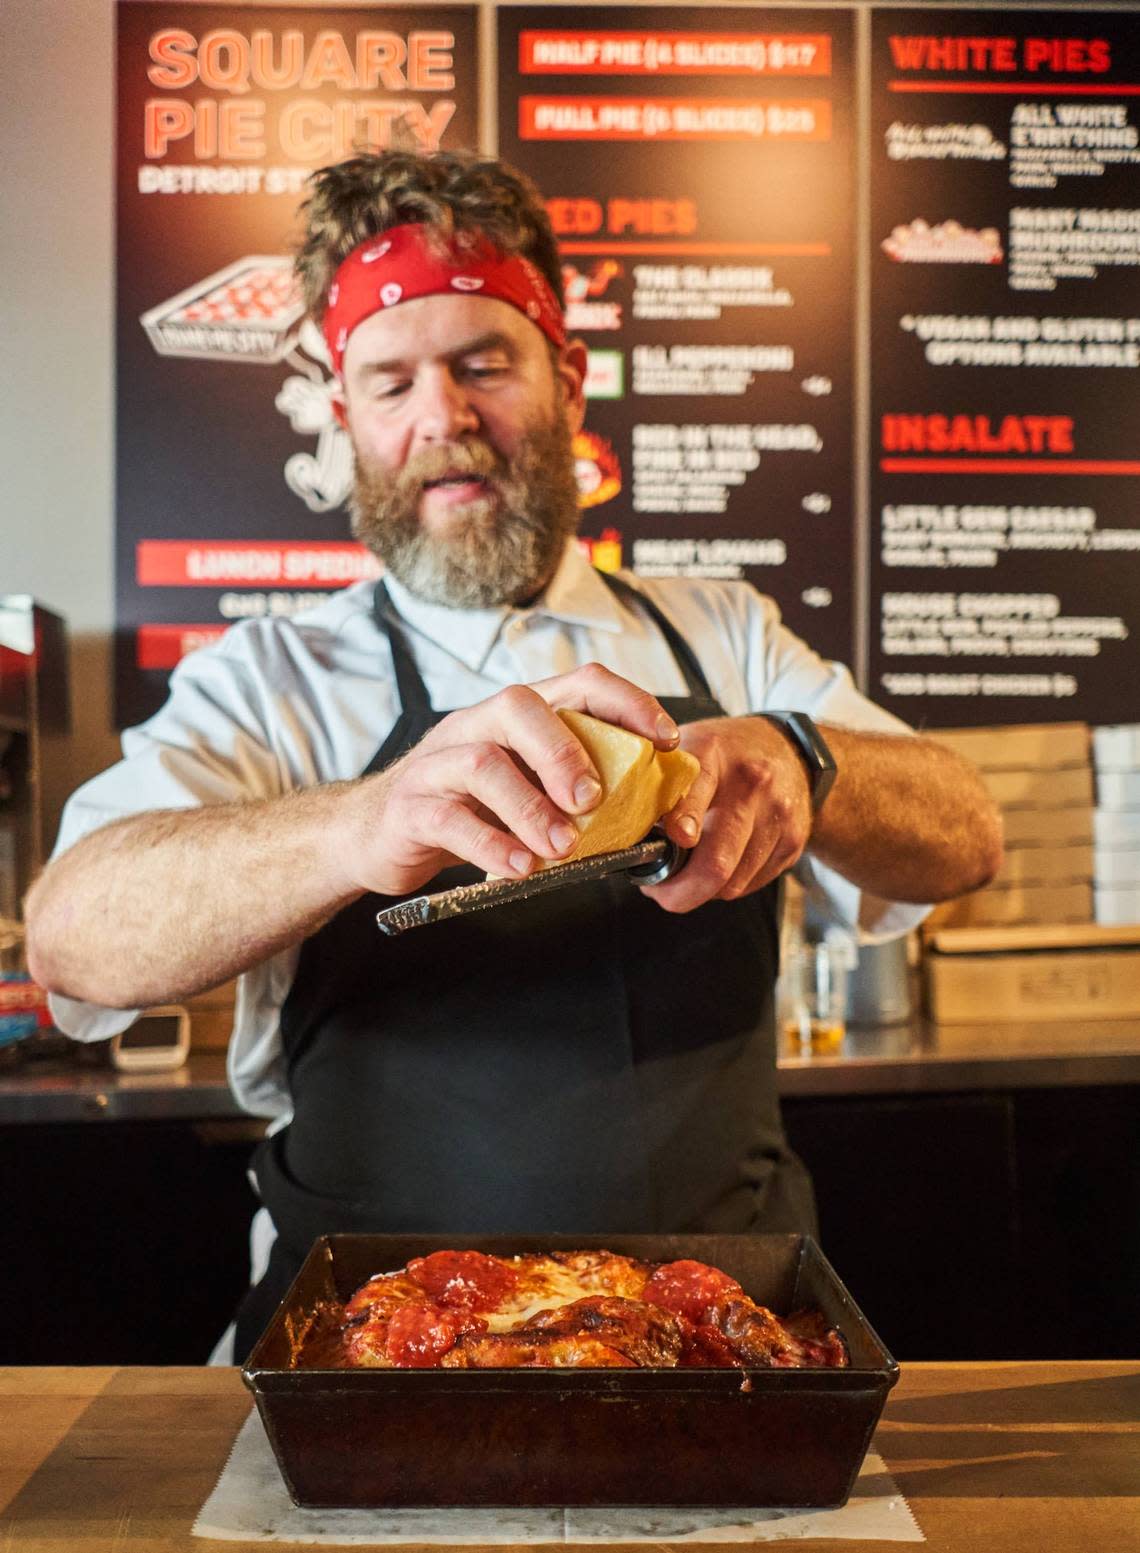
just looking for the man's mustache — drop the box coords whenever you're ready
[395,440,505,497]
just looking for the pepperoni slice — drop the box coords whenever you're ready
[384,1302,488,1367]
[641,1259,743,1325]
[405,1250,519,1312]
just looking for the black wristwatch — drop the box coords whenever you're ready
[758,711,837,812]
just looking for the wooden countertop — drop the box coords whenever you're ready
[1,1362,1136,1550]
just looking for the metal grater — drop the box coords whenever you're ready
[376,835,686,936]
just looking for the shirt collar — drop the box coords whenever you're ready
[380,541,625,674]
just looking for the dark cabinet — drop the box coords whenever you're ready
[784,1086,1139,1360]
[0,1120,258,1364]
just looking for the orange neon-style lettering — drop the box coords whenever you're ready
[408,32,456,90]
[278,99,330,160]
[220,99,266,158]
[300,30,357,90]
[143,99,194,156]
[355,32,409,90]
[148,28,198,89]
[250,29,305,90]
[198,30,252,93]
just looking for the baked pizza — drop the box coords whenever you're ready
[337,1249,849,1371]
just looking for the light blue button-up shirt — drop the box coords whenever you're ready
[48,542,926,1122]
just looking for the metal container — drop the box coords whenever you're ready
[242,1232,898,1510]
[847,936,913,1027]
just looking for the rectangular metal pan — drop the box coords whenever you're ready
[242,1232,899,1509]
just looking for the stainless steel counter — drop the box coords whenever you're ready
[0,1050,243,1125]
[778,1014,1140,1096]
[1,1016,1138,1123]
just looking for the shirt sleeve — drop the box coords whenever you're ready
[47,638,285,1043]
[740,590,932,944]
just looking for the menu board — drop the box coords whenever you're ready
[869,9,1140,728]
[497,6,857,670]
[115,3,479,726]
[114,3,1140,731]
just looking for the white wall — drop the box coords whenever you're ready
[1,0,120,839]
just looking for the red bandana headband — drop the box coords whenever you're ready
[322,222,566,375]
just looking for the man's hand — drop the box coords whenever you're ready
[648,717,812,912]
[640,716,1004,914]
[333,663,681,898]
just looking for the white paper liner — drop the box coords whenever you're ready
[193,1408,924,1544]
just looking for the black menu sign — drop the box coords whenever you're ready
[115,2,479,726]
[869,9,1140,728]
[498,6,857,669]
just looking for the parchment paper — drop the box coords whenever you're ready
[193,1407,924,1544]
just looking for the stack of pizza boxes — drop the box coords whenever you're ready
[1092,726,1140,924]
[918,723,1140,1024]
[925,722,1094,931]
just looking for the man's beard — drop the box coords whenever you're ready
[349,409,582,609]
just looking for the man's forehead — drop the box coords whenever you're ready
[343,292,541,372]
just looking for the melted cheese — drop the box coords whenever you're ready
[354,1253,647,1338]
[481,1260,601,1332]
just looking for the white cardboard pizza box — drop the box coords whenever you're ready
[1092,724,1140,771]
[1094,887,1140,926]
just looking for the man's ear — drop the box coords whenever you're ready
[555,339,589,432]
[330,383,348,429]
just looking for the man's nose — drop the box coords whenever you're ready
[413,368,480,443]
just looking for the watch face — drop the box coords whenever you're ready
[765,713,837,811]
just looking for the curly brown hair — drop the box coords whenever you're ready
[295,148,565,324]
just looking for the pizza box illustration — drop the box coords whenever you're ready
[139,255,305,364]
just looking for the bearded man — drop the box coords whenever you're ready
[26,150,1002,1360]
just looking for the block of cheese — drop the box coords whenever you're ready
[546,709,700,867]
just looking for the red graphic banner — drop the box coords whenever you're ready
[136,541,381,587]
[520,31,832,77]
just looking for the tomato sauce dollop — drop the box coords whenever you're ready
[405,1250,519,1312]
[384,1302,488,1367]
[641,1259,743,1325]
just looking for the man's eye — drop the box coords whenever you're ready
[465,363,508,381]
[375,382,410,400]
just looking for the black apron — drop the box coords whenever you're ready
[234,574,815,1357]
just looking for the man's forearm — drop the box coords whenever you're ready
[26,666,693,1005]
[24,785,365,1008]
[809,727,1003,903]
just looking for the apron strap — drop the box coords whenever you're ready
[598,573,716,702]
[372,580,433,716]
